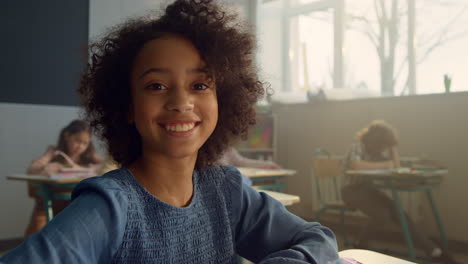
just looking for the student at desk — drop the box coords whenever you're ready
[341,120,453,262]
[25,120,102,237]
[217,147,282,185]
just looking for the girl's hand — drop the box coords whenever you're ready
[54,151,79,168]
[43,146,57,159]
[263,161,282,170]
[43,162,65,175]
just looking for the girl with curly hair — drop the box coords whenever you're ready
[1,1,343,263]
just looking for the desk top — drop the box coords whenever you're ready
[346,168,447,179]
[339,249,416,264]
[7,174,89,184]
[8,174,301,206]
[256,189,300,206]
[237,167,296,178]
[9,168,296,183]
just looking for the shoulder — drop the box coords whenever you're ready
[197,165,244,208]
[350,142,363,151]
[72,168,130,201]
[198,165,243,189]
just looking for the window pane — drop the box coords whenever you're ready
[290,0,323,5]
[289,11,334,93]
[345,0,408,97]
[257,0,284,95]
[416,0,468,94]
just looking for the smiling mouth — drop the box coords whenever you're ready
[161,121,200,132]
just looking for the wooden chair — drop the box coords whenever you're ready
[311,148,354,245]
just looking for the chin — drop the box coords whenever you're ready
[165,150,198,161]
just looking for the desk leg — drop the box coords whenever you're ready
[40,184,54,222]
[426,190,448,249]
[391,189,416,261]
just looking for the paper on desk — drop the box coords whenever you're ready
[341,257,363,264]
[49,168,95,179]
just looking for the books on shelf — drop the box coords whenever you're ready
[49,168,95,179]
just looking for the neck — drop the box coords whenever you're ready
[128,153,197,207]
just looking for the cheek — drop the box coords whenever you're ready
[207,98,218,124]
[67,142,76,150]
[132,98,158,122]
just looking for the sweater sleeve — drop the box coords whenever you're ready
[222,166,344,264]
[0,176,128,264]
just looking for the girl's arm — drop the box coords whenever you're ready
[223,147,282,169]
[349,159,395,170]
[0,177,127,264]
[54,151,81,168]
[346,143,395,170]
[225,167,343,264]
[27,146,57,175]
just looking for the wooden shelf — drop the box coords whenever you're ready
[236,112,277,161]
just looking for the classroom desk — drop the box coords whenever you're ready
[339,249,416,264]
[8,172,301,223]
[255,189,300,206]
[345,168,448,261]
[7,174,88,222]
[237,167,296,192]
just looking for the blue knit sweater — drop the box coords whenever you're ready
[1,166,343,264]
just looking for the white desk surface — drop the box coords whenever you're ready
[9,174,301,206]
[346,168,448,178]
[237,167,296,178]
[255,188,300,206]
[7,173,88,184]
[339,249,416,264]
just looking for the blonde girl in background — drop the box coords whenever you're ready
[25,119,102,237]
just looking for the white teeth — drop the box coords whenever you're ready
[165,122,195,132]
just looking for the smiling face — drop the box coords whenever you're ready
[129,35,218,163]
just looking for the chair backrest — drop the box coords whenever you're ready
[312,159,343,179]
[311,148,345,206]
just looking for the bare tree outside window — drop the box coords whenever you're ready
[347,0,468,96]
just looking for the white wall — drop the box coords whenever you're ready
[0,103,90,239]
[89,0,253,40]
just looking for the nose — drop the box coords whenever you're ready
[165,89,194,112]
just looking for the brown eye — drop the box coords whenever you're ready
[146,83,167,91]
[193,83,209,90]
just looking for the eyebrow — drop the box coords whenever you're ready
[138,67,209,80]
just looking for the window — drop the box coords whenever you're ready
[415,0,468,94]
[256,0,468,101]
